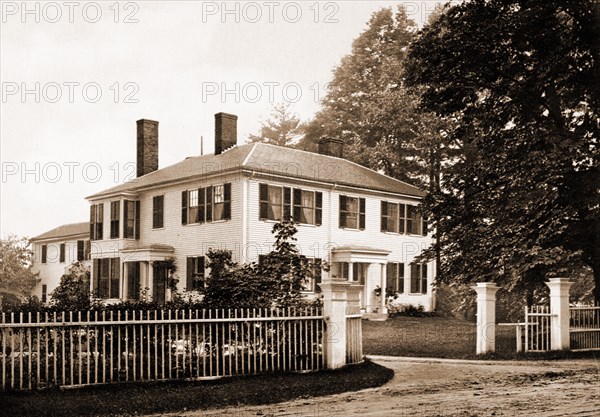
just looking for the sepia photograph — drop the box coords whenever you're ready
[0,1,598,416]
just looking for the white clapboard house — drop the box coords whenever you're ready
[33,113,435,314]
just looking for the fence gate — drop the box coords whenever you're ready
[570,305,600,351]
[345,306,363,364]
[521,305,553,352]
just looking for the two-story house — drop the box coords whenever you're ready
[84,113,435,313]
[30,222,91,303]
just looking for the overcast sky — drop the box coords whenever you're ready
[1,1,442,239]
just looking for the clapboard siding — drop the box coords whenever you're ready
[31,238,90,301]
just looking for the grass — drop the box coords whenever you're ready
[0,360,393,417]
[363,315,600,360]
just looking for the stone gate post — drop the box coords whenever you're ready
[321,280,351,369]
[545,278,573,350]
[473,282,500,354]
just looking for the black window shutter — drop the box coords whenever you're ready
[422,217,428,236]
[181,191,188,225]
[97,203,104,240]
[259,183,268,220]
[292,188,302,222]
[359,198,366,230]
[339,195,347,228]
[410,264,419,293]
[93,259,100,296]
[315,192,322,226]
[283,187,291,221]
[223,183,231,220]
[77,240,84,261]
[90,205,95,240]
[381,201,388,232]
[198,187,206,223]
[186,257,193,290]
[135,201,140,239]
[206,186,213,222]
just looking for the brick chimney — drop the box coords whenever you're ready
[136,119,159,177]
[318,137,344,158]
[214,112,237,155]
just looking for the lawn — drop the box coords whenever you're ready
[363,316,517,359]
[0,360,393,417]
[363,315,599,360]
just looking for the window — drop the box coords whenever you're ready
[41,285,47,303]
[110,201,120,239]
[381,201,399,233]
[90,203,104,240]
[182,184,231,225]
[126,262,140,300]
[186,256,205,290]
[41,245,47,264]
[381,202,427,236]
[85,240,91,260]
[410,263,428,294]
[260,184,287,221]
[293,189,323,225]
[339,195,365,230]
[153,195,164,229]
[386,262,405,295]
[334,262,367,283]
[59,243,66,263]
[93,257,120,299]
[77,240,84,261]
[123,200,140,239]
[299,257,322,292]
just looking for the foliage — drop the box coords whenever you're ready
[0,235,37,300]
[248,102,305,147]
[201,221,320,309]
[300,6,451,189]
[385,301,435,318]
[50,261,94,311]
[406,0,600,300]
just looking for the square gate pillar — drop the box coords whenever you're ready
[321,281,351,369]
[546,278,573,350]
[473,282,500,354]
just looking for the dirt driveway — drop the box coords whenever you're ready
[154,356,600,417]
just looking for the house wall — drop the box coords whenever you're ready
[88,172,245,299]
[31,237,90,302]
[245,177,435,310]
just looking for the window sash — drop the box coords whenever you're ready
[187,256,205,291]
[110,201,120,239]
[124,200,137,238]
[410,263,427,294]
[96,257,120,299]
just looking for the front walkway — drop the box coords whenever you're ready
[151,356,600,417]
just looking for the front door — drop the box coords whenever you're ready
[153,263,167,305]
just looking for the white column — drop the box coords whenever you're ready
[379,263,387,314]
[546,278,573,350]
[473,282,500,354]
[321,280,350,369]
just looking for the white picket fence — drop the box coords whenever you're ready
[570,305,600,351]
[0,308,326,390]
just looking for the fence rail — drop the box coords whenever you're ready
[570,306,600,351]
[0,308,325,390]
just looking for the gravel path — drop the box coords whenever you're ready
[152,356,600,417]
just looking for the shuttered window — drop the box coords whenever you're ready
[182,184,232,225]
[186,256,205,290]
[90,203,103,241]
[386,262,405,294]
[94,257,120,299]
[59,243,66,263]
[339,195,365,230]
[410,263,428,294]
[77,240,84,261]
[123,200,139,239]
[110,201,120,239]
[41,245,47,264]
[153,195,164,229]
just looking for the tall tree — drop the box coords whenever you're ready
[300,6,449,187]
[406,0,600,300]
[0,235,36,300]
[248,102,305,147]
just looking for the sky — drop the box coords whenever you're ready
[0,1,443,239]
